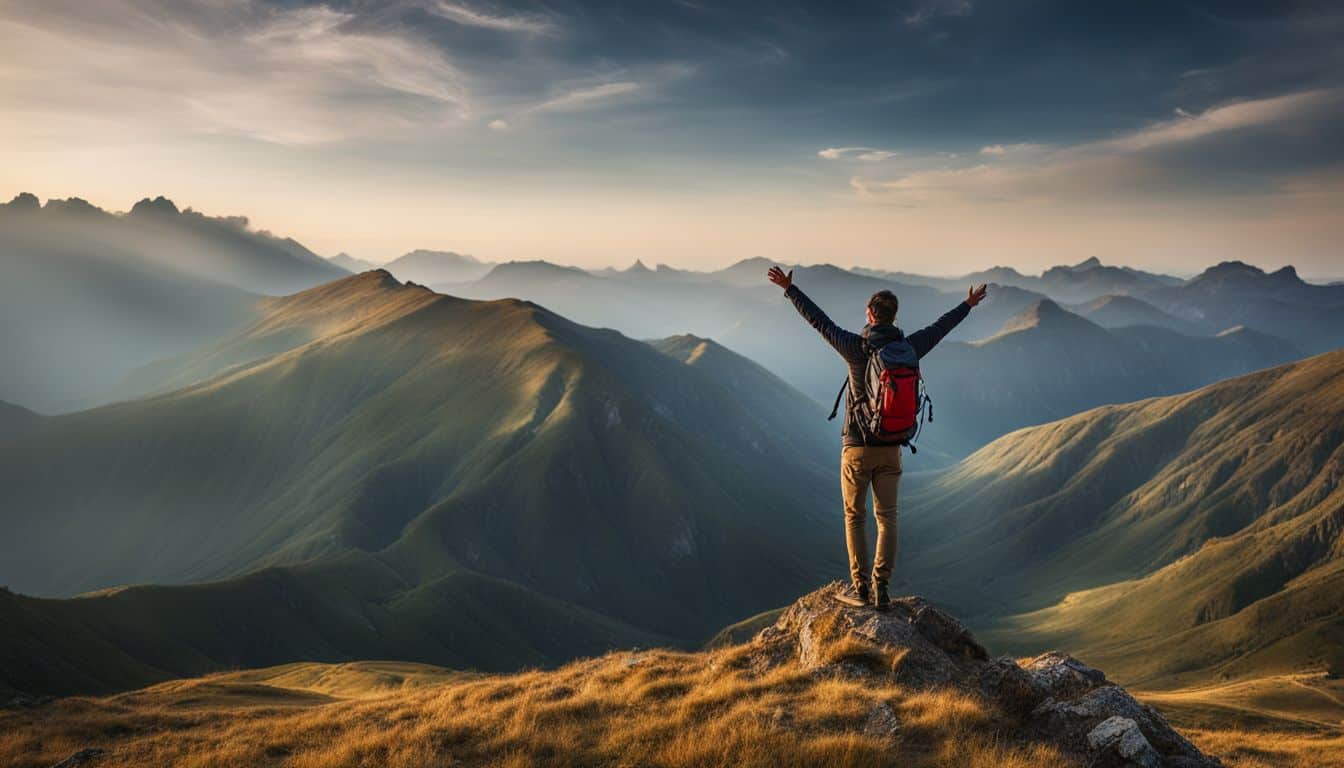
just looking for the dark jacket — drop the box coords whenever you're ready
[784,283,970,447]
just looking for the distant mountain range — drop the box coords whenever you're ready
[0,271,840,694]
[920,298,1299,453]
[382,249,493,284]
[858,257,1185,304]
[901,348,1344,688]
[0,193,346,411]
[330,252,377,272]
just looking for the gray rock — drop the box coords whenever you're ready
[1025,650,1108,699]
[1087,716,1161,768]
[979,655,1048,715]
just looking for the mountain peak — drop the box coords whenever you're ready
[625,259,651,273]
[1201,260,1263,278]
[4,192,40,210]
[44,197,102,216]
[991,299,1103,339]
[1070,257,1103,271]
[129,195,181,217]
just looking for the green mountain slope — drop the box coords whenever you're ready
[0,271,839,659]
[900,349,1344,687]
[0,555,664,698]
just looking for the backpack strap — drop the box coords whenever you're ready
[827,377,847,421]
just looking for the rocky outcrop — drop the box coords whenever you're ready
[747,583,1219,768]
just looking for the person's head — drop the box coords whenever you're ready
[866,290,899,326]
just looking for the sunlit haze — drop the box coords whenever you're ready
[3,0,1342,275]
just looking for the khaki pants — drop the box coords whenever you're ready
[841,445,902,589]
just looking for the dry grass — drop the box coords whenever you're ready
[1180,729,1344,768]
[0,649,1076,768]
[1138,674,1344,768]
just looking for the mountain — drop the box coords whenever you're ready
[901,348,1344,688]
[329,252,376,272]
[445,260,1306,460]
[861,259,1182,304]
[116,195,347,293]
[1071,294,1200,334]
[0,401,42,442]
[1140,261,1344,353]
[1036,258,1182,303]
[455,258,1038,400]
[912,299,1300,454]
[0,193,346,412]
[383,249,492,284]
[0,271,838,654]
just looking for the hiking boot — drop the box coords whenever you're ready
[871,581,891,612]
[833,582,871,608]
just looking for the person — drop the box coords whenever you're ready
[767,265,987,610]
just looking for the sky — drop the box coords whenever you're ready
[2,0,1342,276]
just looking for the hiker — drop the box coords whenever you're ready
[767,265,987,610]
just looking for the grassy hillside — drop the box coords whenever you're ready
[901,348,1344,688]
[3,584,1222,768]
[0,271,841,683]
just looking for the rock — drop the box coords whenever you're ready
[862,701,902,738]
[893,596,989,661]
[1025,650,1108,699]
[1087,716,1160,768]
[743,584,1221,767]
[978,656,1047,715]
[1030,685,1213,764]
[50,748,106,768]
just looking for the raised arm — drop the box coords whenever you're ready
[908,284,986,358]
[767,266,865,362]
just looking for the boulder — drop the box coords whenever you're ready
[746,583,1221,767]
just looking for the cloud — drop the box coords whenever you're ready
[818,147,900,162]
[1096,89,1340,153]
[0,1,470,146]
[530,81,642,113]
[428,1,555,35]
[904,0,973,26]
[978,143,1040,156]
[488,118,511,132]
[850,89,1344,206]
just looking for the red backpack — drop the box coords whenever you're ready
[828,338,932,450]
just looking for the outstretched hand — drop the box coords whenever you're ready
[967,283,988,307]
[767,266,793,291]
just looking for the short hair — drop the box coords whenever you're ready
[868,290,899,325]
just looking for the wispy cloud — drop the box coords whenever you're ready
[903,0,973,26]
[1097,90,1339,153]
[979,143,1040,156]
[530,81,643,113]
[849,89,1344,206]
[428,1,555,35]
[818,147,899,162]
[0,1,469,146]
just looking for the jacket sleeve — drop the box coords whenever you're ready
[784,284,866,363]
[908,301,971,358]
